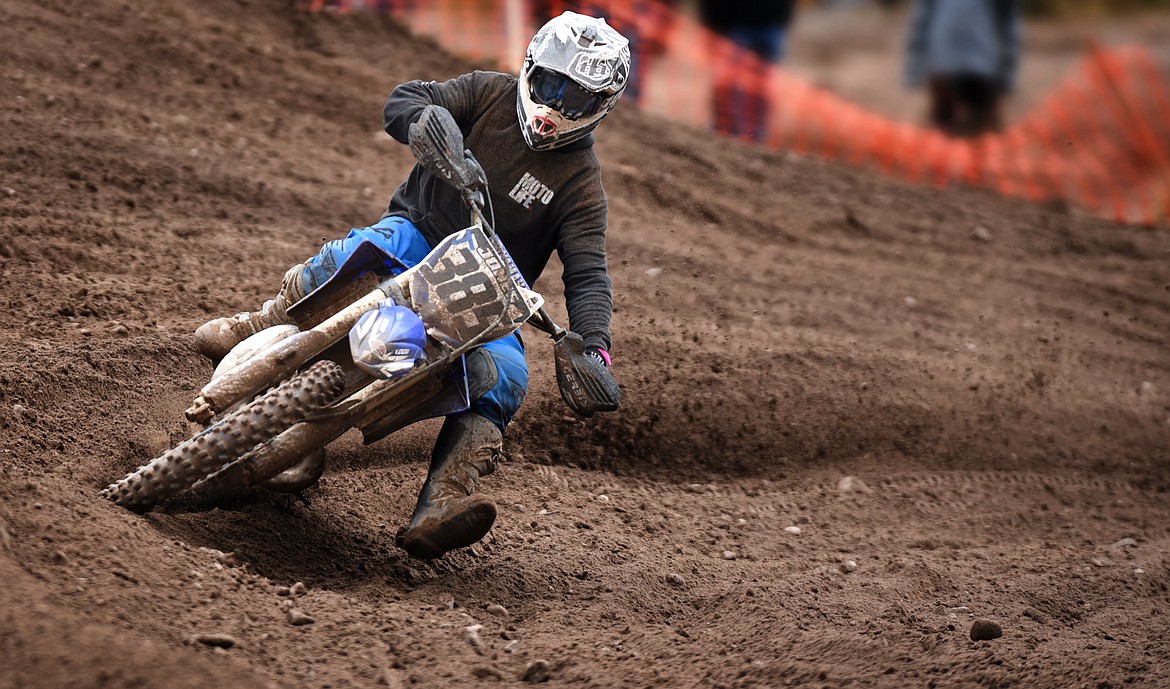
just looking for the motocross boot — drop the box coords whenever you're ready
[397,413,502,559]
[194,262,308,362]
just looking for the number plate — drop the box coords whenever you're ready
[409,227,542,347]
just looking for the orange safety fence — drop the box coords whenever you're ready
[302,0,1170,227]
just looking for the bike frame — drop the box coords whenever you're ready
[185,194,549,492]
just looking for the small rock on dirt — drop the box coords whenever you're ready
[463,624,485,654]
[970,619,1003,641]
[192,633,237,648]
[486,603,509,618]
[836,476,873,494]
[290,581,306,596]
[784,526,802,535]
[666,573,685,587]
[286,609,315,626]
[473,666,504,681]
[522,659,551,683]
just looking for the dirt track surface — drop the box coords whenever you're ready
[2,1,1168,687]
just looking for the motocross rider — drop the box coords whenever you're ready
[194,11,628,560]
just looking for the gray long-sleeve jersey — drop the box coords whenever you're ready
[382,70,613,353]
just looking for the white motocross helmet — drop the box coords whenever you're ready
[517,11,631,151]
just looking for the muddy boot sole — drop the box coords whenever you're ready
[397,496,497,560]
[194,316,244,362]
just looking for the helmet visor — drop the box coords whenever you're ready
[529,67,605,120]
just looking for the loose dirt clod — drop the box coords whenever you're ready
[286,609,315,626]
[970,620,1004,641]
[463,625,486,655]
[191,633,238,648]
[521,660,551,683]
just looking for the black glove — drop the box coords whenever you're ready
[554,332,621,417]
[407,105,485,192]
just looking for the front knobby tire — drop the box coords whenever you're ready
[101,360,346,511]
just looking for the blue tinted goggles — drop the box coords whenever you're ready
[529,68,605,119]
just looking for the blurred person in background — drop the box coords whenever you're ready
[700,0,797,142]
[905,0,1021,137]
[195,11,627,560]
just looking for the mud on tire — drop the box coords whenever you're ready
[101,360,346,511]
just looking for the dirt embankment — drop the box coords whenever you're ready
[1,1,1167,688]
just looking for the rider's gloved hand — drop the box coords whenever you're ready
[553,332,621,417]
[408,105,461,180]
[408,104,487,193]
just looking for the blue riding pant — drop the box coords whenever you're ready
[301,216,528,431]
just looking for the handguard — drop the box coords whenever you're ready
[554,332,621,417]
[408,105,487,194]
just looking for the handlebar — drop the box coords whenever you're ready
[409,105,565,342]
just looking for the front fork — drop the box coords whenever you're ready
[186,283,397,425]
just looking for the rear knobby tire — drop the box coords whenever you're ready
[101,360,346,511]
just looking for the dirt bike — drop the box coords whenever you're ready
[102,107,619,512]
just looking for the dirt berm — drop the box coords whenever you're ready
[1,1,1167,687]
